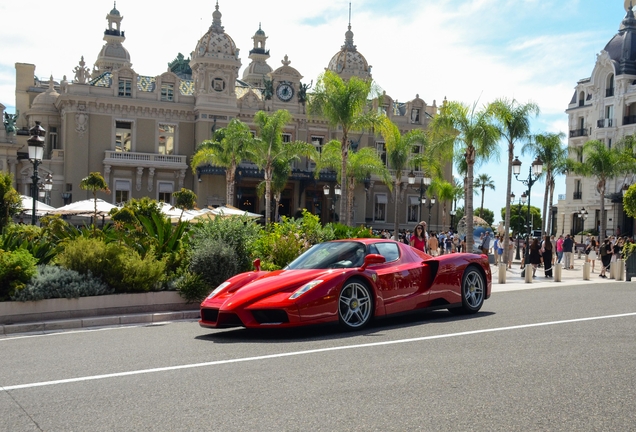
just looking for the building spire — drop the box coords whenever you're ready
[342,3,356,51]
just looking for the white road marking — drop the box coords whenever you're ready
[2,312,636,392]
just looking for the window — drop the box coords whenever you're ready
[376,142,387,167]
[115,179,131,204]
[605,105,614,126]
[408,196,420,222]
[116,121,132,152]
[410,109,420,123]
[607,74,615,97]
[282,133,292,143]
[158,124,175,155]
[578,91,585,107]
[48,126,57,155]
[158,182,173,203]
[311,136,324,153]
[118,79,132,97]
[368,242,400,262]
[374,194,387,222]
[574,179,582,200]
[608,138,612,149]
[161,84,174,101]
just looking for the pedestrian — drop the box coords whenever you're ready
[563,234,574,269]
[481,231,492,256]
[508,239,514,269]
[409,223,426,252]
[541,235,553,278]
[427,231,439,256]
[493,235,500,264]
[599,238,612,278]
[586,238,598,273]
[556,235,564,264]
[529,238,542,278]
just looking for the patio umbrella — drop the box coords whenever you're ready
[19,195,56,216]
[48,198,117,217]
[211,205,262,219]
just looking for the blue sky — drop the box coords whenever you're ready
[0,0,630,220]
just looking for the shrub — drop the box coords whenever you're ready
[175,272,209,303]
[329,223,376,239]
[11,266,113,301]
[55,237,165,293]
[190,215,260,273]
[0,249,37,300]
[189,238,238,289]
[1,224,58,265]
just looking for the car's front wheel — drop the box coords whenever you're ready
[338,279,373,330]
[449,265,485,314]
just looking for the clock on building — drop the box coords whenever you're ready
[276,83,294,102]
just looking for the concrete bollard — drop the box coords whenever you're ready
[554,263,562,282]
[616,260,625,281]
[583,261,590,280]
[525,264,533,283]
[498,263,506,284]
[609,261,616,279]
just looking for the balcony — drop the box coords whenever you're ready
[606,88,615,97]
[573,191,582,200]
[597,118,614,128]
[103,150,188,170]
[624,115,636,126]
[569,128,588,138]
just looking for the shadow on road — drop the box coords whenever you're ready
[194,309,495,344]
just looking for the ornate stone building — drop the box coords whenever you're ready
[4,3,446,230]
[560,2,636,238]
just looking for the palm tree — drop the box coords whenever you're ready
[490,98,539,264]
[429,100,500,252]
[79,171,110,234]
[252,109,317,225]
[522,132,566,235]
[377,118,440,239]
[567,139,636,240]
[308,70,380,226]
[190,118,254,207]
[473,173,496,219]
[429,179,455,230]
[314,139,392,225]
[256,155,296,223]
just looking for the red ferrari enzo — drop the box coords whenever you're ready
[199,239,491,331]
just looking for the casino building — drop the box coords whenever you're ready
[2,3,447,230]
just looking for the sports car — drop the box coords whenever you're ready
[199,239,491,331]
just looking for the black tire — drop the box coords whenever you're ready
[449,265,485,314]
[338,279,373,330]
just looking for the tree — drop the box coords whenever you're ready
[490,98,539,264]
[429,179,455,230]
[314,139,392,225]
[473,173,495,219]
[256,155,296,223]
[567,139,636,240]
[475,207,495,226]
[429,100,500,252]
[173,188,197,222]
[624,183,636,218]
[190,119,255,207]
[522,132,567,235]
[308,70,380,225]
[0,172,21,231]
[377,118,440,238]
[252,110,317,225]
[502,204,542,234]
[79,172,110,234]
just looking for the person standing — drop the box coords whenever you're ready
[529,238,542,278]
[493,235,500,264]
[599,238,612,278]
[556,235,564,264]
[427,231,439,256]
[409,223,426,252]
[586,238,598,273]
[541,235,553,278]
[563,234,574,270]
[481,231,492,256]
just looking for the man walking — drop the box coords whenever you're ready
[563,234,574,269]
[481,231,492,256]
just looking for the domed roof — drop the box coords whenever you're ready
[99,43,130,62]
[31,77,59,112]
[327,24,370,79]
[193,3,239,60]
[603,5,636,75]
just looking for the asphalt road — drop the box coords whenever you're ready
[1,283,635,432]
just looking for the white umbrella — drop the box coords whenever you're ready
[211,205,262,219]
[48,198,118,217]
[20,195,56,216]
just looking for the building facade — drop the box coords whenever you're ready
[2,3,448,231]
[560,3,636,238]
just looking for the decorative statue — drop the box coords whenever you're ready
[3,110,19,134]
[298,80,313,104]
[262,76,273,100]
[73,56,91,84]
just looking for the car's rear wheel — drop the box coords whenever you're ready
[338,279,373,330]
[449,265,485,314]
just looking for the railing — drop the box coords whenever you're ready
[597,118,614,128]
[569,128,588,138]
[104,150,187,166]
[573,191,582,200]
[606,88,614,97]
[624,115,636,125]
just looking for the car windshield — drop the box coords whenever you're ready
[285,241,367,270]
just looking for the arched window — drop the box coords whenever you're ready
[606,74,615,97]
[579,91,585,107]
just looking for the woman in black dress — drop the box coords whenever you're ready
[599,238,612,278]
[541,235,553,278]
[529,238,542,278]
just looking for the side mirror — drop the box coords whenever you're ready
[360,253,385,271]
[253,258,261,271]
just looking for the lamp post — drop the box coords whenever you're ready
[512,191,528,260]
[578,207,588,243]
[424,195,436,227]
[38,172,53,205]
[323,183,341,222]
[512,156,543,266]
[450,209,456,232]
[27,122,46,225]
[408,171,431,222]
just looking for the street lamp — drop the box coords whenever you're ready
[450,209,456,232]
[27,121,46,225]
[423,195,436,227]
[37,172,53,205]
[408,171,431,222]
[512,156,543,265]
[578,207,588,243]
[323,184,341,222]
[512,191,528,260]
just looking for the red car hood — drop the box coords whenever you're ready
[210,268,343,309]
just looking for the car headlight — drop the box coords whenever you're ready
[289,280,323,300]
[206,282,230,300]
